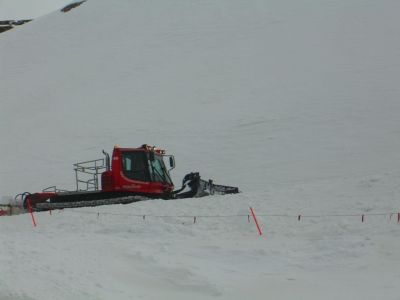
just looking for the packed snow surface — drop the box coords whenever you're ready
[1,0,400,299]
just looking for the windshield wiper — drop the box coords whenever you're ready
[150,162,167,183]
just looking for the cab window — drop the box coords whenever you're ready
[121,152,149,182]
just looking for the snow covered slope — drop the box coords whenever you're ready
[1,0,400,299]
[1,197,399,300]
[1,0,400,199]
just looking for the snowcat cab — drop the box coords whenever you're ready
[101,145,175,198]
[16,145,239,210]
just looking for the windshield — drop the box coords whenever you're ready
[149,155,173,185]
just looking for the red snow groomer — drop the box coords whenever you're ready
[16,145,239,210]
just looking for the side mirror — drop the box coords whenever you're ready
[169,156,175,169]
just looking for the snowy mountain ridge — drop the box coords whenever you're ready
[0,0,74,19]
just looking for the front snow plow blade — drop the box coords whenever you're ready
[174,172,239,199]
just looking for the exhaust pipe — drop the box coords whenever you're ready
[102,150,111,171]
